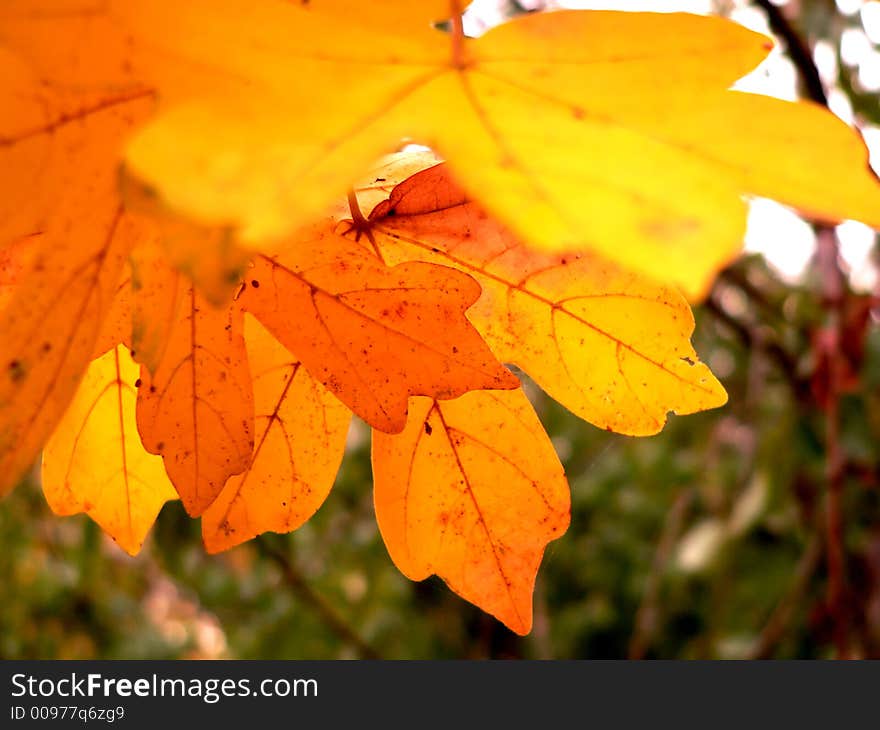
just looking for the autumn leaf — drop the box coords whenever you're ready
[0,212,148,497]
[202,316,351,553]
[363,162,726,435]
[0,3,155,244]
[0,3,156,495]
[372,389,570,635]
[41,344,177,556]
[136,275,255,517]
[0,232,39,313]
[128,238,184,375]
[117,2,880,296]
[240,222,518,433]
[121,174,251,307]
[91,262,137,362]
[325,149,444,224]
[8,1,867,638]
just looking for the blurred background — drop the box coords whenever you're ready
[2,0,880,659]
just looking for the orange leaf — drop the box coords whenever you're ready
[241,222,518,433]
[0,4,156,494]
[0,232,40,313]
[202,316,351,553]
[372,389,570,635]
[129,239,185,374]
[121,174,250,307]
[0,212,148,496]
[366,163,727,435]
[0,4,155,244]
[42,344,177,556]
[93,270,133,359]
[136,280,255,516]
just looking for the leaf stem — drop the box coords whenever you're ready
[345,188,384,260]
[347,188,368,229]
[450,0,466,70]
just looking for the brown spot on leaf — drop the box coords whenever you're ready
[8,360,25,383]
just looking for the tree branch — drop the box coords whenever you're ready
[752,0,828,106]
[747,534,822,659]
[629,489,693,659]
[753,0,855,657]
[258,539,382,659]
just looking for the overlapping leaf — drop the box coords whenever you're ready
[363,163,726,435]
[0,2,156,494]
[6,1,875,635]
[42,344,177,556]
[202,316,351,553]
[372,389,570,635]
[117,1,880,296]
[240,223,518,433]
[135,269,255,516]
[0,212,147,497]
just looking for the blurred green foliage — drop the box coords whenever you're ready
[2,0,880,659]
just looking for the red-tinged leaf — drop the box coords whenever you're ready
[241,221,518,433]
[366,163,727,435]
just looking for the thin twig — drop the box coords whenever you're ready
[629,489,693,659]
[816,229,851,658]
[752,0,828,106]
[258,540,382,659]
[747,535,823,659]
[704,290,808,399]
[718,267,786,323]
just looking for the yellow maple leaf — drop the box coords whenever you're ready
[41,344,177,556]
[115,2,880,297]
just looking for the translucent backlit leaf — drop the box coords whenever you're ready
[118,3,880,296]
[121,174,250,306]
[0,212,147,496]
[136,281,255,516]
[240,222,518,433]
[365,162,727,434]
[202,316,351,553]
[129,239,184,374]
[372,389,570,635]
[0,2,156,494]
[42,345,177,556]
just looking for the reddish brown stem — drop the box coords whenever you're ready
[450,0,466,69]
[345,188,383,261]
[347,188,367,228]
[817,229,850,658]
[752,0,856,660]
